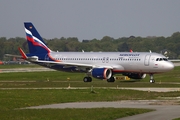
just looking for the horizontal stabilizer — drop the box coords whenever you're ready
[5,54,22,58]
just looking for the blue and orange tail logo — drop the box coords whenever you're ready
[24,22,51,54]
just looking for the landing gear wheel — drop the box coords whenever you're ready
[149,74,155,83]
[107,77,115,82]
[150,79,155,83]
[83,77,92,82]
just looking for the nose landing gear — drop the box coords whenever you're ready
[149,74,155,83]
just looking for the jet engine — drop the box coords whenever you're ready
[91,68,112,79]
[122,73,146,79]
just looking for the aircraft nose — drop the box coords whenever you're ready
[166,62,174,70]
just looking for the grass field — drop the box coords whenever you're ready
[0,108,153,120]
[0,65,180,88]
[1,88,178,120]
[0,89,160,120]
[0,64,180,119]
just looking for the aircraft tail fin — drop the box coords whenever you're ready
[24,22,51,54]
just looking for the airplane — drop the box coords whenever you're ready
[7,22,174,83]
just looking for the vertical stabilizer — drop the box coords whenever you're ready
[24,22,51,54]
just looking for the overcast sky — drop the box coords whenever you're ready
[0,0,180,40]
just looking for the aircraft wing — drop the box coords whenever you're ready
[35,60,117,69]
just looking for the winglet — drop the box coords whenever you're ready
[18,47,27,59]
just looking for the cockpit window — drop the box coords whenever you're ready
[156,58,168,61]
[163,58,168,61]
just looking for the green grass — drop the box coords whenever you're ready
[0,89,158,120]
[1,89,180,110]
[173,118,180,120]
[0,64,179,119]
[0,66,180,88]
[0,65,180,83]
[0,108,153,120]
[1,80,180,88]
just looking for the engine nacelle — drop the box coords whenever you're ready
[91,68,112,79]
[122,73,146,79]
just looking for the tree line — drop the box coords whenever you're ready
[1,32,180,60]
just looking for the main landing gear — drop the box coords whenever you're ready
[83,76,115,82]
[149,74,155,83]
[83,77,92,82]
[107,77,115,82]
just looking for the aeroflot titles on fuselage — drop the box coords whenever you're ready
[119,54,140,56]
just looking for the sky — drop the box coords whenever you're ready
[0,0,180,41]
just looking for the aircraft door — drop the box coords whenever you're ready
[102,57,105,63]
[144,54,151,66]
[102,57,109,63]
[106,57,109,63]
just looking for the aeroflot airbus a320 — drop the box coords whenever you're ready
[10,22,175,83]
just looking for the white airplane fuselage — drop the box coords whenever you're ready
[46,51,174,74]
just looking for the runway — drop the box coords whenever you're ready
[25,100,180,120]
